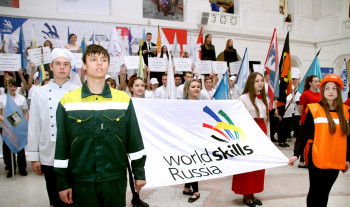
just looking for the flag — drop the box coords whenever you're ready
[276,32,292,107]
[18,25,28,70]
[39,63,46,85]
[156,25,162,54]
[128,27,132,55]
[80,35,86,54]
[8,36,15,54]
[92,30,95,44]
[139,28,146,46]
[264,29,279,110]
[340,58,348,102]
[166,54,177,99]
[67,26,70,44]
[296,56,322,94]
[137,49,144,79]
[70,66,82,87]
[172,33,180,58]
[108,29,128,59]
[2,92,28,154]
[213,71,230,100]
[31,24,37,49]
[233,48,249,98]
[196,27,203,60]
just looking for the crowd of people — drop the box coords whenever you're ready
[0,30,349,207]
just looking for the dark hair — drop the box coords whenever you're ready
[82,44,110,64]
[5,79,17,94]
[204,34,212,50]
[128,77,145,95]
[162,73,167,77]
[242,72,269,121]
[69,33,77,40]
[160,45,169,59]
[41,78,51,86]
[225,39,233,50]
[146,32,152,36]
[106,78,117,89]
[303,75,318,92]
[320,82,350,135]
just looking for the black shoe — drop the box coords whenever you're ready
[7,171,14,178]
[278,143,286,147]
[183,190,194,195]
[188,193,200,203]
[253,199,262,206]
[132,199,149,207]
[19,169,28,176]
[283,142,290,147]
[298,164,308,168]
[271,138,278,142]
[5,166,9,170]
[243,199,256,207]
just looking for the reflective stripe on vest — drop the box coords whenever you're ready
[307,103,349,170]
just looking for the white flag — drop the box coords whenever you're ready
[108,29,127,65]
[132,99,288,189]
[340,58,348,102]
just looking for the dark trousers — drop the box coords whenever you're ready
[269,109,279,140]
[71,178,127,207]
[279,117,293,143]
[41,165,69,207]
[307,147,339,207]
[292,115,301,137]
[184,182,199,192]
[2,140,26,172]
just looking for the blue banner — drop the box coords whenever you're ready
[2,93,28,154]
[0,17,27,34]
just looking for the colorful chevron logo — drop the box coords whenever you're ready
[202,106,246,143]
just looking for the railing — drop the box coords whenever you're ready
[283,22,294,33]
[208,12,239,27]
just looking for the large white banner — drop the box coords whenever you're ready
[132,99,288,189]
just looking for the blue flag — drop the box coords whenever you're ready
[213,71,230,100]
[297,56,322,94]
[2,93,28,154]
[128,27,132,55]
[67,26,70,44]
[340,58,348,102]
[81,35,86,54]
[233,48,249,98]
[18,25,28,70]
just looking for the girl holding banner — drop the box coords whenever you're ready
[288,74,350,207]
[233,72,269,207]
[183,78,202,203]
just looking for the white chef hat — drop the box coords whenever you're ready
[33,72,39,80]
[50,48,73,63]
[150,78,159,85]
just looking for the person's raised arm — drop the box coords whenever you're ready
[27,62,36,90]
[17,68,28,94]
[145,65,151,91]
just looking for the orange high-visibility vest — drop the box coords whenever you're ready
[307,103,349,170]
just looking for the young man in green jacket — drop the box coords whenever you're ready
[54,44,146,207]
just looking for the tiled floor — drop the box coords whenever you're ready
[0,139,349,207]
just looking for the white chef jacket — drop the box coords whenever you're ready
[26,80,79,166]
[155,85,167,99]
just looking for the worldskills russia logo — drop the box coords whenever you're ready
[202,106,246,143]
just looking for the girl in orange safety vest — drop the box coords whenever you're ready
[288,74,350,207]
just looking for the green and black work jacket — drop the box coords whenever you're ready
[54,83,146,191]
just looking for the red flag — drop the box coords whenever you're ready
[196,27,203,60]
[264,29,279,110]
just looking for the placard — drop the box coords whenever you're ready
[148,57,167,72]
[149,46,158,53]
[42,46,51,64]
[71,53,83,68]
[173,58,192,72]
[253,64,265,75]
[195,61,212,74]
[229,61,242,75]
[109,57,120,72]
[0,54,21,71]
[124,56,141,70]
[27,48,42,66]
[212,61,227,74]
